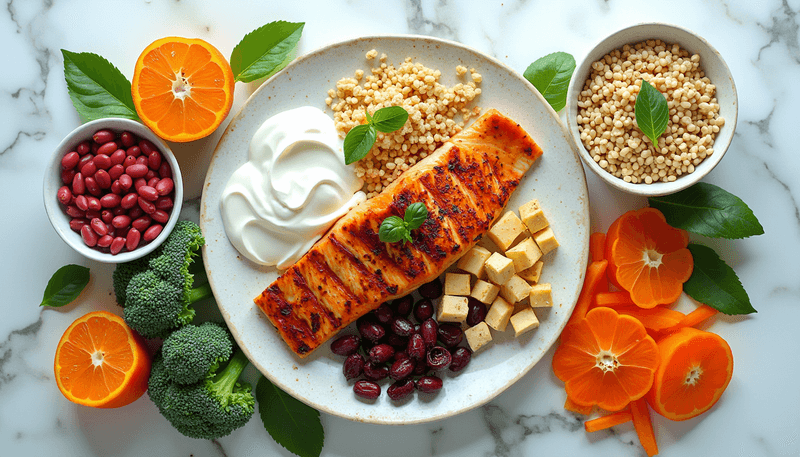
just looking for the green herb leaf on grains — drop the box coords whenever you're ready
[257,376,324,457]
[41,264,90,307]
[370,105,409,132]
[523,52,576,112]
[62,50,139,122]
[649,182,764,239]
[379,203,428,244]
[683,244,757,315]
[230,21,305,83]
[343,105,408,164]
[635,79,669,147]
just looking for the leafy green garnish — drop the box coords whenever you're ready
[257,376,324,457]
[379,202,428,244]
[343,106,408,165]
[40,265,90,307]
[649,183,764,239]
[61,50,139,122]
[635,79,669,147]
[683,244,757,315]
[523,52,576,112]
[230,21,305,83]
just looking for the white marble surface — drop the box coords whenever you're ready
[2,0,799,456]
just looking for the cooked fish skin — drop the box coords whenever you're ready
[254,109,543,357]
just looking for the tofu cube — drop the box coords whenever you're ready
[519,199,549,233]
[484,252,515,286]
[487,211,527,251]
[518,261,544,284]
[534,226,559,255]
[464,322,493,352]
[529,283,553,308]
[456,245,491,277]
[505,237,543,272]
[470,279,500,304]
[444,272,471,296]
[510,308,540,337]
[500,274,532,303]
[437,295,469,322]
[484,296,514,331]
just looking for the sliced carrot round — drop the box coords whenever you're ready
[54,311,151,408]
[646,327,733,421]
[131,37,234,142]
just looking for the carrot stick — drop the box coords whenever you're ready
[584,410,632,433]
[630,399,659,457]
[565,396,593,415]
[614,305,685,332]
[590,232,606,262]
[679,304,718,328]
[595,291,635,307]
[568,259,608,325]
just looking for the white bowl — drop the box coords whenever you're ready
[43,118,183,263]
[565,22,738,196]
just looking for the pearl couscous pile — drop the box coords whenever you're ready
[577,40,725,184]
[326,50,482,197]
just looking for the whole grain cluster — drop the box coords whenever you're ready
[577,40,725,184]
[326,50,482,197]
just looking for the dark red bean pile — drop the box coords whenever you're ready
[57,129,175,255]
[330,277,473,402]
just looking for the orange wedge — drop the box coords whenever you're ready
[54,311,151,408]
[131,37,234,142]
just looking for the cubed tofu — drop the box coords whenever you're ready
[519,199,549,233]
[456,245,491,277]
[464,322,493,352]
[484,296,514,331]
[505,237,543,272]
[510,308,540,337]
[437,295,469,322]
[500,274,532,303]
[518,261,544,284]
[534,226,559,255]
[484,252,515,286]
[444,272,471,296]
[529,283,553,308]
[487,211,527,251]
[470,279,500,304]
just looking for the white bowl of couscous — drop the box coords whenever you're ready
[566,23,738,196]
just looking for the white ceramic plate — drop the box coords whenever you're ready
[200,35,589,424]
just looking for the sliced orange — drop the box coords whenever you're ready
[54,311,151,408]
[131,37,234,142]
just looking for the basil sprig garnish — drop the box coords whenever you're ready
[344,106,408,165]
[379,202,428,244]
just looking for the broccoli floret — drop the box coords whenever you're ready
[148,348,254,440]
[112,255,150,305]
[162,322,233,385]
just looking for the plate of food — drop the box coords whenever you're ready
[200,35,589,424]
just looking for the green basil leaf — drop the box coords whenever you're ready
[61,50,139,122]
[41,264,90,307]
[256,376,324,457]
[522,52,576,112]
[230,21,305,83]
[343,124,376,165]
[683,244,756,315]
[379,215,408,243]
[635,79,669,147]
[404,202,429,230]
[370,106,409,133]
[649,182,764,239]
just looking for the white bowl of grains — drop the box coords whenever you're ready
[566,23,738,196]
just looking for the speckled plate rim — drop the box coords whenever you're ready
[200,34,589,424]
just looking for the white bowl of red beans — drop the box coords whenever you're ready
[44,118,183,263]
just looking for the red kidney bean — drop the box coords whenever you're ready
[147,176,160,188]
[374,302,394,324]
[419,278,443,299]
[393,351,410,362]
[449,347,472,372]
[91,142,99,154]
[74,195,88,211]
[84,176,101,196]
[353,380,380,400]
[94,154,111,170]
[131,215,152,232]
[126,164,148,179]
[126,227,140,251]
[97,234,113,248]
[80,160,96,178]
[90,218,108,236]
[110,149,126,165]
[81,225,98,247]
[119,174,133,191]
[110,180,122,195]
[357,319,385,343]
[155,196,173,210]
[120,193,138,210]
[77,141,91,155]
[66,205,84,218]
[111,215,131,229]
[61,151,79,170]
[143,224,162,242]
[387,379,415,401]
[93,129,115,144]
[87,196,101,212]
[138,185,158,202]
[110,236,126,255]
[120,131,136,148]
[138,197,156,214]
[126,145,141,157]
[426,346,452,371]
[438,324,464,348]
[97,141,117,156]
[416,375,443,394]
[413,298,434,321]
[128,206,144,219]
[154,178,174,197]
[362,362,389,382]
[61,169,76,184]
[69,218,87,232]
[139,139,157,156]
[466,298,488,327]
[148,151,162,170]
[134,178,147,191]
[331,335,361,356]
[102,209,115,223]
[389,358,415,381]
[420,318,438,348]
[343,353,365,380]
[413,361,427,376]
[71,172,85,195]
[112,207,126,216]
[158,162,172,179]
[94,169,111,189]
[123,155,137,168]
[152,209,169,224]
[391,317,415,337]
[136,156,148,166]
[407,333,426,360]
[57,186,72,205]
[85,209,101,220]
[369,344,395,364]
[100,193,120,208]
[392,295,414,317]
[108,164,124,180]
[386,334,408,350]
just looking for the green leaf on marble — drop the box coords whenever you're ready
[61,50,139,122]
[257,375,324,457]
[230,21,305,83]
[683,244,756,315]
[41,264,90,308]
[523,51,576,112]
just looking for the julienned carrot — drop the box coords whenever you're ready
[630,399,659,457]
[584,410,632,433]
[567,260,608,326]
[679,304,718,328]
[594,291,634,307]
[565,396,592,415]
[590,232,606,262]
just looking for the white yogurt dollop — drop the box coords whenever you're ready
[220,106,366,269]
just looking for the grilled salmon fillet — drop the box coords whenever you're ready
[254,109,543,357]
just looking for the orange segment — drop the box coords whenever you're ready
[54,311,151,408]
[132,37,234,143]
